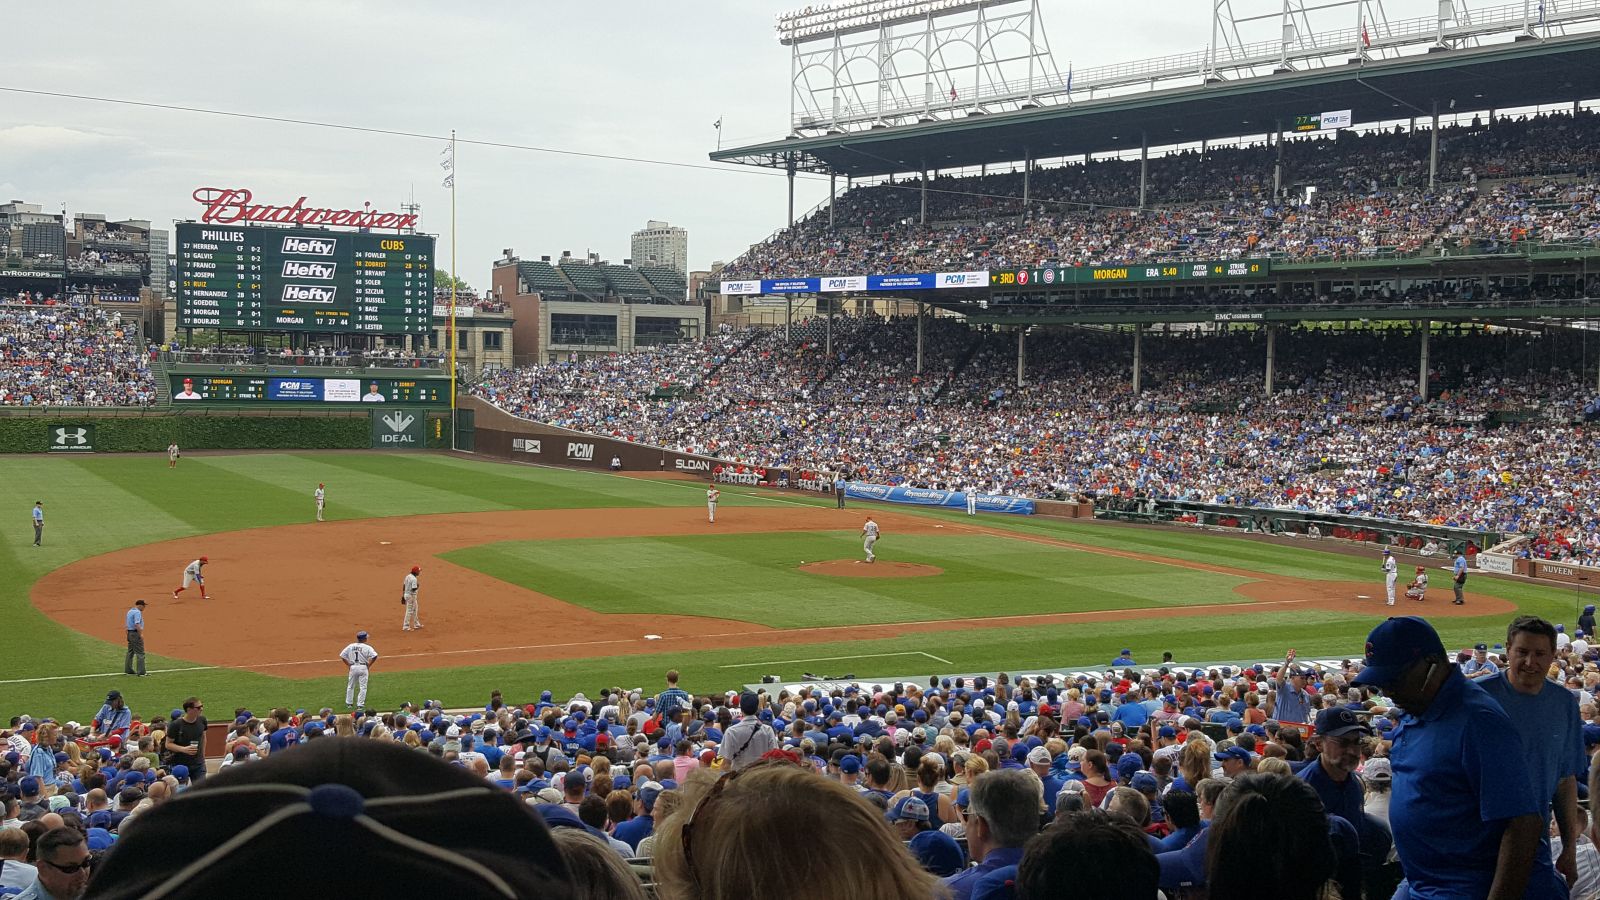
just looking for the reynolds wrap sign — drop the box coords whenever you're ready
[844,481,1035,515]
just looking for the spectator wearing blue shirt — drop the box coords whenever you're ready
[1353,615,1557,899]
[90,691,131,742]
[1270,648,1314,726]
[1462,643,1500,680]
[942,769,1036,900]
[655,670,690,720]
[1480,615,1588,891]
[1300,707,1392,882]
[1111,648,1136,667]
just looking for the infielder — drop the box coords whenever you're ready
[1404,565,1429,601]
[1381,548,1397,606]
[174,556,210,600]
[402,565,422,630]
[862,517,880,563]
[965,486,977,516]
[167,442,179,469]
[340,630,378,709]
[706,487,720,524]
[314,483,326,522]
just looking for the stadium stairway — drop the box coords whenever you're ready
[148,344,171,406]
[691,328,767,395]
[932,330,987,402]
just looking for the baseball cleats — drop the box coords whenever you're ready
[403,626,411,631]
[172,591,179,599]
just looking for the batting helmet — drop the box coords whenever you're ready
[411,566,421,575]
[200,556,209,563]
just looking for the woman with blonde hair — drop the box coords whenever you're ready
[654,761,947,900]
[333,714,356,738]
[402,729,422,749]
[1255,756,1292,776]
[1172,734,1214,794]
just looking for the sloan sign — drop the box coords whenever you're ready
[193,187,421,231]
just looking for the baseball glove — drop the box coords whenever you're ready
[400,596,407,605]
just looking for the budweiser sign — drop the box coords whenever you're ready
[192,188,419,231]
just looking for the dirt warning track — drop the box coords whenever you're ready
[31,507,1508,678]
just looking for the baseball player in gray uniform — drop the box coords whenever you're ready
[340,631,378,709]
[402,566,422,631]
[707,487,719,524]
[174,556,210,600]
[862,517,880,563]
[314,483,326,522]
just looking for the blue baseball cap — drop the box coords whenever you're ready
[1131,772,1160,792]
[839,755,862,774]
[172,765,190,779]
[1584,724,1600,747]
[1213,746,1253,763]
[956,787,970,808]
[1157,725,1177,739]
[1353,616,1447,687]
[1315,707,1372,739]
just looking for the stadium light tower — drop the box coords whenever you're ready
[776,0,1062,136]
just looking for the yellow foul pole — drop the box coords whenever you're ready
[448,129,458,449]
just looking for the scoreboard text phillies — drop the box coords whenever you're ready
[176,223,434,334]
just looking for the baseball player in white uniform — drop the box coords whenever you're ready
[314,483,326,521]
[167,443,180,469]
[706,487,720,524]
[965,486,977,516]
[1382,548,1398,606]
[402,565,422,631]
[174,556,210,600]
[340,631,378,709]
[862,517,880,563]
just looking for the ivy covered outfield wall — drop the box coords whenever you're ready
[0,409,453,453]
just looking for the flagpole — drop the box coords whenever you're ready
[448,128,458,451]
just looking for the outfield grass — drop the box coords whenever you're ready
[1,451,1593,721]
[444,532,1254,628]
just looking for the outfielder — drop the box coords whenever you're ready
[174,556,210,600]
[1404,565,1429,601]
[706,487,719,524]
[862,517,880,563]
[340,630,378,709]
[1381,548,1397,606]
[167,442,180,469]
[314,483,326,522]
[402,565,422,630]
[965,486,977,516]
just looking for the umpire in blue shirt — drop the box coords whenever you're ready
[124,599,147,677]
[1354,616,1559,899]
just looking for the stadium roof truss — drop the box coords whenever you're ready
[713,24,1600,177]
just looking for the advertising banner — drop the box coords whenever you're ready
[267,378,323,401]
[866,273,937,291]
[843,482,1035,515]
[46,424,95,453]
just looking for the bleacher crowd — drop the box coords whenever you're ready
[2,613,1596,898]
[723,110,1600,280]
[0,298,154,407]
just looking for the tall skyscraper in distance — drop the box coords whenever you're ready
[630,220,688,275]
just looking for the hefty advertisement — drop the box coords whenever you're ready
[267,378,323,401]
[843,482,1035,515]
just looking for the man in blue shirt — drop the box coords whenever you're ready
[1462,643,1500,680]
[942,769,1035,900]
[89,691,131,743]
[1353,616,1554,899]
[1111,648,1136,667]
[1452,553,1469,605]
[1271,648,1313,726]
[655,670,690,720]
[1480,615,1587,891]
[1301,707,1392,882]
[123,599,146,677]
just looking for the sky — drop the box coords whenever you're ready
[0,0,1424,288]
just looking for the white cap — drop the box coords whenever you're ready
[445,725,462,738]
[1027,746,1052,766]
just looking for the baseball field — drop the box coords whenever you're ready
[2,450,1586,721]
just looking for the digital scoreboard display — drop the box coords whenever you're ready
[988,259,1270,288]
[170,375,447,405]
[175,222,434,334]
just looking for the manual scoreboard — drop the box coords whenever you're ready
[175,222,434,334]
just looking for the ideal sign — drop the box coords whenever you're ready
[371,410,423,449]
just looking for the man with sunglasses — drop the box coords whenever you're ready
[16,827,90,900]
[163,697,207,784]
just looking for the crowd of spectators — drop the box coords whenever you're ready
[474,314,1600,534]
[723,110,1600,280]
[0,299,155,407]
[4,614,1597,898]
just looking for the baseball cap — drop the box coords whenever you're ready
[839,755,862,775]
[1130,772,1160,792]
[909,829,966,877]
[887,795,931,823]
[19,777,39,796]
[1585,724,1600,748]
[1314,708,1372,739]
[1474,642,1489,652]
[1362,757,1393,781]
[1213,746,1252,763]
[356,631,368,641]
[1353,617,1447,687]
[1157,725,1177,739]
[638,780,665,812]
[172,765,190,779]
[1026,746,1052,767]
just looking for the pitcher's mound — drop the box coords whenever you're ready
[799,560,944,578]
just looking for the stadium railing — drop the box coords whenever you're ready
[1101,497,1506,555]
[161,350,445,374]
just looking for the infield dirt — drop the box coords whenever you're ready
[32,507,1509,677]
